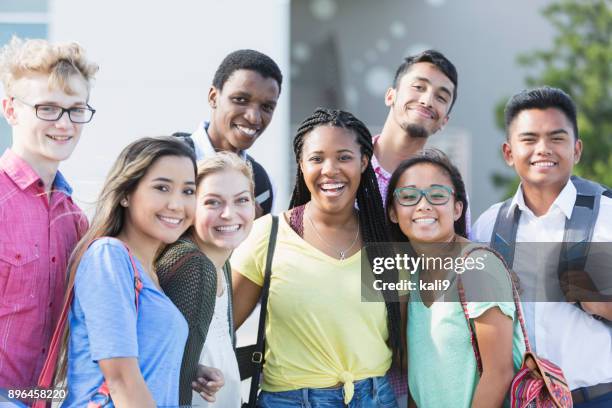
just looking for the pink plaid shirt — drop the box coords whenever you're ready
[371,135,392,207]
[0,149,88,390]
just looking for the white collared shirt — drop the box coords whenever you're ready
[189,121,247,160]
[473,179,612,389]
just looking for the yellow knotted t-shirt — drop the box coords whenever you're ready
[231,214,392,403]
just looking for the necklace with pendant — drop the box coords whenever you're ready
[305,204,360,260]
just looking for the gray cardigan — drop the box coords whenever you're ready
[156,236,235,407]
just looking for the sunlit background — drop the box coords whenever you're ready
[4,0,606,402]
[0,0,563,219]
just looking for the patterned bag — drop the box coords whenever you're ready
[510,352,573,408]
[458,246,573,408]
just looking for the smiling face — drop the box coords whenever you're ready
[300,125,368,214]
[503,108,581,192]
[193,168,255,260]
[124,155,196,247]
[3,73,89,168]
[207,69,280,153]
[385,62,453,138]
[388,162,462,243]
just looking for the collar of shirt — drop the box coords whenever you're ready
[508,178,576,220]
[370,134,391,181]
[192,121,247,160]
[0,149,72,195]
[52,170,73,195]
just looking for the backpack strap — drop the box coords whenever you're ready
[489,198,520,268]
[35,238,143,408]
[560,176,606,273]
[246,154,274,215]
[173,132,195,151]
[491,177,610,302]
[457,246,532,375]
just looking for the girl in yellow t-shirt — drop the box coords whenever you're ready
[232,108,401,407]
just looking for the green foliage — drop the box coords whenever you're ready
[493,0,612,198]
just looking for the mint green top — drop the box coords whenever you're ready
[407,248,526,408]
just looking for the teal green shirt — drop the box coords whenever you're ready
[407,248,526,408]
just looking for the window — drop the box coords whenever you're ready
[0,0,48,153]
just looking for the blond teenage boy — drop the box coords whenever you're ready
[0,37,98,391]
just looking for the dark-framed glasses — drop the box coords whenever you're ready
[393,185,454,206]
[12,97,96,123]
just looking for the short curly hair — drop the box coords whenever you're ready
[0,36,99,97]
[212,49,282,94]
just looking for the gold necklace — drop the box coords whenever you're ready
[305,204,360,260]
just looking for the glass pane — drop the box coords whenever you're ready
[0,121,10,154]
[0,21,48,153]
[0,23,47,45]
[0,0,47,13]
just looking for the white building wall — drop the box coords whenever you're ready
[50,0,291,214]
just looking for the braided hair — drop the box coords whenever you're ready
[290,107,402,363]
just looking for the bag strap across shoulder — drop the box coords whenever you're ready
[246,215,279,407]
[456,245,531,374]
[34,237,143,408]
[491,176,612,294]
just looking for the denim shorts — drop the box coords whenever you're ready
[257,375,398,408]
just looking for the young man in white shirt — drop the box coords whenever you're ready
[473,86,612,407]
[181,49,282,216]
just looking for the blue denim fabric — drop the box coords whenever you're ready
[0,389,28,407]
[257,376,398,408]
[574,390,612,408]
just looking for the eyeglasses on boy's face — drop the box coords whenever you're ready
[393,185,454,206]
[12,97,96,124]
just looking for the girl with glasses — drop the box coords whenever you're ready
[385,149,525,408]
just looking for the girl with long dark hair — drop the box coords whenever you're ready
[59,137,197,407]
[232,108,401,407]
